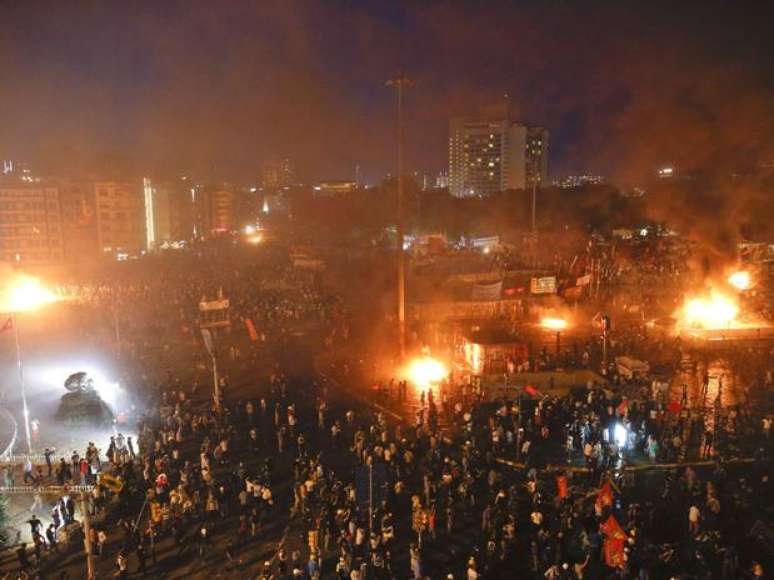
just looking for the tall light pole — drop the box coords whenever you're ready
[3,277,56,454]
[11,314,32,453]
[387,73,411,359]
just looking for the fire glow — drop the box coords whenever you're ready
[540,317,568,330]
[679,291,740,330]
[3,276,58,312]
[407,357,448,388]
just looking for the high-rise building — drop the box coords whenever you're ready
[94,181,146,256]
[525,126,549,187]
[449,114,549,197]
[59,180,98,262]
[261,158,294,189]
[205,188,235,234]
[0,177,63,263]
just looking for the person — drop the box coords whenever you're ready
[197,522,210,558]
[26,515,42,536]
[16,543,32,572]
[688,504,700,535]
[115,550,129,579]
[23,458,35,484]
[97,528,108,556]
[136,540,147,575]
[44,448,54,477]
[46,523,58,553]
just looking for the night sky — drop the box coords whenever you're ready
[1,1,773,185]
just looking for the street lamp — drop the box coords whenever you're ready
[2,277,57,453]
[387,72,412,359]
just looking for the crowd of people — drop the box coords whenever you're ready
[2,237,773,580]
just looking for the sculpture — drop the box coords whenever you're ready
[56,372,114,426]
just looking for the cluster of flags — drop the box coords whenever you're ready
[595,479,626,569]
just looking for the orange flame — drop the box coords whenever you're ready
[679,291,739,330]
[540,317,568,330]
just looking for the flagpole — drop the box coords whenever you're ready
[12,313,32,454]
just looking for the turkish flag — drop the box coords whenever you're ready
[524,385,539,396]
[0,317,12,333]
[556,475,568,499]
[245,318,259,341]
[595,481,614,511]
[667,400,682,414]
[604,538,626,568]
[600,514,626,540]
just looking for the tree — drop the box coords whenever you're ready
[0,493,9,547]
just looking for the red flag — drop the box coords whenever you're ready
[600,514,626,540]
[0,317,12,333]
[556,475,568,499]
[595,481,614,511]
[245,318,259,342]
[617,399,628,417]
[524,385,539,396]
[604,538,626,568]
[667,400,682,414]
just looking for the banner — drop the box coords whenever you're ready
[98,473,124,493]
[471,280,503,301]
[576,274,592,286]
[293,258,325,270]
[530,276,557,294]
[245,318,259,342]
[199,299,230,312]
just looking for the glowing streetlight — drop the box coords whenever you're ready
[728,270,752,291]
[2,276,58,453]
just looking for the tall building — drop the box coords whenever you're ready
[435,172,450,189]
[142,178,180,249]
[0,177,63,263]
[94,181,146,256]
[205,188,235,234]
[261,158,294,189]
[525,126,549,187]
[59,180,98,262]
[449,114,549,197]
